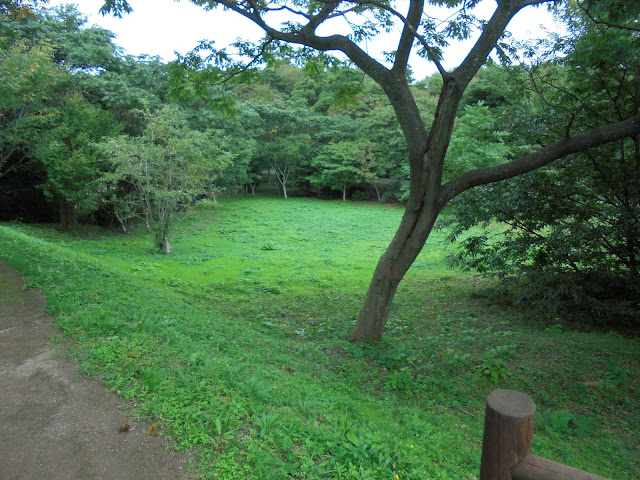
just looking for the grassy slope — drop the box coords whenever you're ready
[0,194,638,480]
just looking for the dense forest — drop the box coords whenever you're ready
[1,5,421,225]
[1,3,638,326]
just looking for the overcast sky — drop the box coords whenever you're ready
[49,0,564,80]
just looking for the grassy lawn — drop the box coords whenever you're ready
[1,193,638,479]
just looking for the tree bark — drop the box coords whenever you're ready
[350,76,462,341]
[350,198,443,341]
[350,180,443,341]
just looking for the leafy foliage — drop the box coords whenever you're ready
[445,101,519,182]
[33,92,115,227]
[447,6,640,325]
[0,41,66,178]
[309,141,377,201]
[99,105,230,251]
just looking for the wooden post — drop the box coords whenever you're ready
[480,389,536,480]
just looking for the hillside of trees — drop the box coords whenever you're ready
[1,3,638,327]
[1,5,421,225]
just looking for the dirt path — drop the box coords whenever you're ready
[0,260,196,480]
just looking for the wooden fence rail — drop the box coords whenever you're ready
[479,389,609,480]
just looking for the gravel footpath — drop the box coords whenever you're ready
[0,260,196,480]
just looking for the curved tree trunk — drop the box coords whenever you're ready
[350,77,462,342]
[349,193,441,342]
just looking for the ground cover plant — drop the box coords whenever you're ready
[0,194,638,479]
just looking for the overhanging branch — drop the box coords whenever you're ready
[439,114,640,207]
[212,0,392,85]
[454,0,551,87]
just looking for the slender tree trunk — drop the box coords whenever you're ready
[154,209,173,254]
[349,194,441,341]
[373,183,381,202]
[59,200,75,230]
[114,211,127,233]
[282,182,288,199]
[162,237,172,254]
[342,184,347,201]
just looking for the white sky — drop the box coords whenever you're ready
[48,0,564,80]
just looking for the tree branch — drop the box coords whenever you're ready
[301,2,337,34]
[454,0,551,87]
[577,0,640,33]
[199,39,274,87]
[393,0,424,76]
[213,0,392,86]
[357,0,448,77]
[439,114,640,207]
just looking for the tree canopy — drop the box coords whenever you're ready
[446,3,640,324]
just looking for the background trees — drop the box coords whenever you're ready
[1,5,407,228]
[253,102,314,199]
[0,41,64,179]
[100,105,229,252]
[0,6,121,221]
[309,141,377,201]
[32,92,115,228]
[1,6,237,234]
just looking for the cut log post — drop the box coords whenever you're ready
[480,389,536,480]
[480,390,610,480]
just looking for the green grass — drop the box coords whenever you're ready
[1,194,638,479]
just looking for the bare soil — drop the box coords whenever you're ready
[0,260,197,480]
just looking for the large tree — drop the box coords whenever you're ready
[104,0,640,342]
